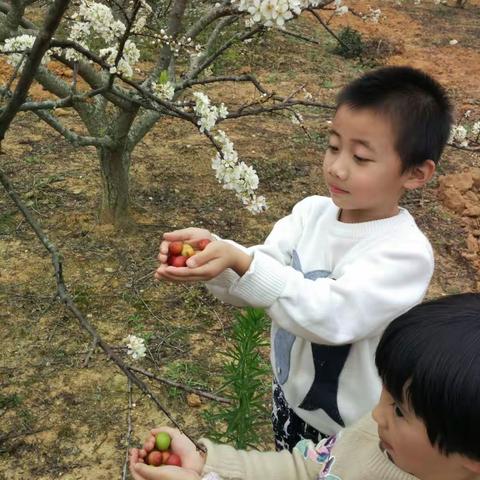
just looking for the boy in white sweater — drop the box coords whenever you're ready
[154,66,453,449]
[130,294,480,480]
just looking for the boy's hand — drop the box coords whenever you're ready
[157,228,214,268]
[129,427,204,480]
[155,239,252,282]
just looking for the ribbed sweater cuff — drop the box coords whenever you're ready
[205,267,240,290]
[200,439,244,479]
[232,251,287,308]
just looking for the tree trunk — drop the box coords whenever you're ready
[98,146,131,227]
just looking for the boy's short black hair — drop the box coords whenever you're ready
[375,293,480,460]
[337,66,453,171]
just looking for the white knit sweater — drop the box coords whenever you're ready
[207,196,433,435]
[200,415,422,480]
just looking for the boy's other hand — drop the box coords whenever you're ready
[157,228,214,269]
[129,426,204,480]
[155,240,252,282]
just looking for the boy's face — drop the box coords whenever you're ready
[372,387,475,480]
[323,105,413,223]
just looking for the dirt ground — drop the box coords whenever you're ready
[1,1,479,478]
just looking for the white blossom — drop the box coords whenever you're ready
[0,34,54,68]
[124,335,146,359]
[211,130,266,214]
[472,121,480,137]
[193,92,229,133]
[152,80,175,101]
[232,0,320,28]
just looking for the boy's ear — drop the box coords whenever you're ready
[403,159,436,190]
[462,457,480,474]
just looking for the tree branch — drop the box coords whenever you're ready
[151,0,188,79]
[33,109,115,148]
[0,0,28,41]
[0,0,70,142]
[187,23,263,80]
[184,3,235,41]
[0,168,205,452]
[129,366,232,404]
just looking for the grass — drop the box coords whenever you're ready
[0,211,17,235]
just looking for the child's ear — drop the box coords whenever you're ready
[462,457,480,474]
[403,159,436,190]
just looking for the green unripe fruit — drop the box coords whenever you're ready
[155,432,171,451]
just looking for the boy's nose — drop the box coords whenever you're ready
[372,389,390,429]
[328,156,348,180]
[371,402,387,428]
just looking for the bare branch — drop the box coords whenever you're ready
[308,8,353,54]
[187,23,263,80]
[0,0,70,142]
[0,51,27,98]
[184,3,235,41]
[108,0,142,89]
[152,0,188,78]
[178,73,269,94]
[279,27,322,45]
[34,108,115,148]
[0,168,205,452]
[121,379,133,480]
[0,0,28,41]
[223,98,335,121]
[129,366,232,404]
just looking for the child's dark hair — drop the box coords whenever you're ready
[337,66,453,171]
[376,293,480,460]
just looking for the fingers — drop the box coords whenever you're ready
[132,464,199,480]
[129,448,147,480]
[163,229,197,242]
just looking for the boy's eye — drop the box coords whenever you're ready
[354,155,371,163]
[328,145,339,153]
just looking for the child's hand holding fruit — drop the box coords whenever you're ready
[155,228,252,282]
[129,428,205,480]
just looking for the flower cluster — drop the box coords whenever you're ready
[0,34,53,68]
[212,130,267,214]
[99,40,140,77]
[334,0,349,15]
[152,80,176,101]
[193,92,229,133]
[152,29,201,58]
[124,334,146,360]
[65,0,144,77]
[449,121,480,148]
[232,0,325,28]
[73,1,125,43]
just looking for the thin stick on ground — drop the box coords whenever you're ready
[0,167,204,452]
[122,378,133,480]
[129,365,232,404]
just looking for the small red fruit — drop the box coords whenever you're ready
[170,255,187,267]
[168,241,183,256]
[161,451,170,464]
[198,239,211,251]
[146,450,163,466]
[165,453,182,467]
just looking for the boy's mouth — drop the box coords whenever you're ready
[329,184,349,195]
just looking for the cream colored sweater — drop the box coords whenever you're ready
[200,415,418,480]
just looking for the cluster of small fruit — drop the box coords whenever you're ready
[167,239,211,267]
[145,432,182,467]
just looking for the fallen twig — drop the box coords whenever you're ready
[129,365,232,404]
[122,379,133,480]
